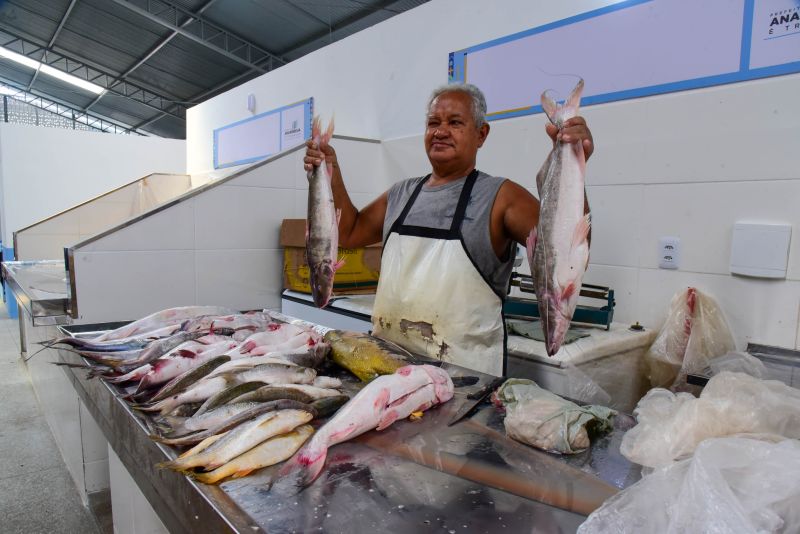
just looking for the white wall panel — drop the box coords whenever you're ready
[585,185,643,268]
[77,201,195,253]
[382,135,428,183]
[193,186,293,250]
[331,140,385,194]
[73,250,196,323]
[582,264,640,326]
[639,180,800,279]
[231,150,303,189]
[195,249,283,311]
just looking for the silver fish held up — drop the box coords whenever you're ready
[306,116,344,308]
[528,78,591,356]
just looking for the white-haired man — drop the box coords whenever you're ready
[303,84,594,376]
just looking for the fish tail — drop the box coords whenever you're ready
[132,398,169,412]
[154,458,191,473]
[541,78,584,126]
[564,78,584,115]
[294,445,328,487]
[323,115,334,145]
[189,471,219,484]
[228,468,255,480]
[311,115,321,143]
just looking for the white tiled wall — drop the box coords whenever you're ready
[108,446,168,534]
[24,321,110,506]
[70,139,385,324]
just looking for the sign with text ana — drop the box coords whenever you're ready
[213,98,313,169]
[449,0,800,120]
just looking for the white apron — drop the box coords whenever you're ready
[371,170,507,376]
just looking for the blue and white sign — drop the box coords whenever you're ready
[749,0,800,69]
[214,98,313,169]
[449,0,800,121]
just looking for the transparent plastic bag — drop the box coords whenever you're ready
[645,287,735,389]
[579,436,800,534]
[620,371,800,469]
[564,363,613,408]
[707,351,767,379]
[494,378,616,454]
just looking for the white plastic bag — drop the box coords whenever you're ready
[707,351,767,379]
[579,436,800,534]
[645,287,735,389]
[620,371,800,469]
[494,378,615,454]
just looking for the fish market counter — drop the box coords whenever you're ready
[282,291,657,412]
[57,320,642,534]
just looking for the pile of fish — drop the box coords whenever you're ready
[51,309,456,487]
[49,306,350,484]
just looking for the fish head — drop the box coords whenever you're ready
[537,289,574,356]
[310,259,336,308]
[421,365,455,403]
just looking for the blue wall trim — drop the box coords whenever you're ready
[740,0,755,71]
[451,0,800,122]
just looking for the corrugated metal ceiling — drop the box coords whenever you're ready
[0,0,429,138]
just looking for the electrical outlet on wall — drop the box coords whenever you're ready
[659,237,680,269]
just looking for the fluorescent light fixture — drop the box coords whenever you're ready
[0,46,104,95]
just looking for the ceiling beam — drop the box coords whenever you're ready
[119,0,220,81]
[108,0,286,73]
[132,61,265,131]
[0,29,187,121]
[279,0,408,58]
[84,0,221,114]
[27,0,78,91]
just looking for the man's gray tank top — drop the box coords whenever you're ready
[383,171,515,299]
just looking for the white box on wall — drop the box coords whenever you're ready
[730,223,791,279]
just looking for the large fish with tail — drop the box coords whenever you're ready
[306,116,344,308]
[191,425,314,485]
[324,330,414,382]
[277,364,454,487]
[91,305,234,342]
[528,78,591,356]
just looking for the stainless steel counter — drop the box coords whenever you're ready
[2,260,71,326]
[58,321,641,534]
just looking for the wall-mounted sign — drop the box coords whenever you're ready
[213,97,313,169]
[449,0,800,120]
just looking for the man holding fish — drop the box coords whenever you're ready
[304,82,593,376]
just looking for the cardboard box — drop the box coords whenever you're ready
[280,219,382,296]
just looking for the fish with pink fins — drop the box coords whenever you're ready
[279,364,453,487]
[306,116,343,308]
[528,78,591,356]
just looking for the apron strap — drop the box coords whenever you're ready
[388,174,430,235]
[391,169,480,240]
[449,169,479,233]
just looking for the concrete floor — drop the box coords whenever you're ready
[0,304,105,534]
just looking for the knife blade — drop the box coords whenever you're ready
[447,376,506,426]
